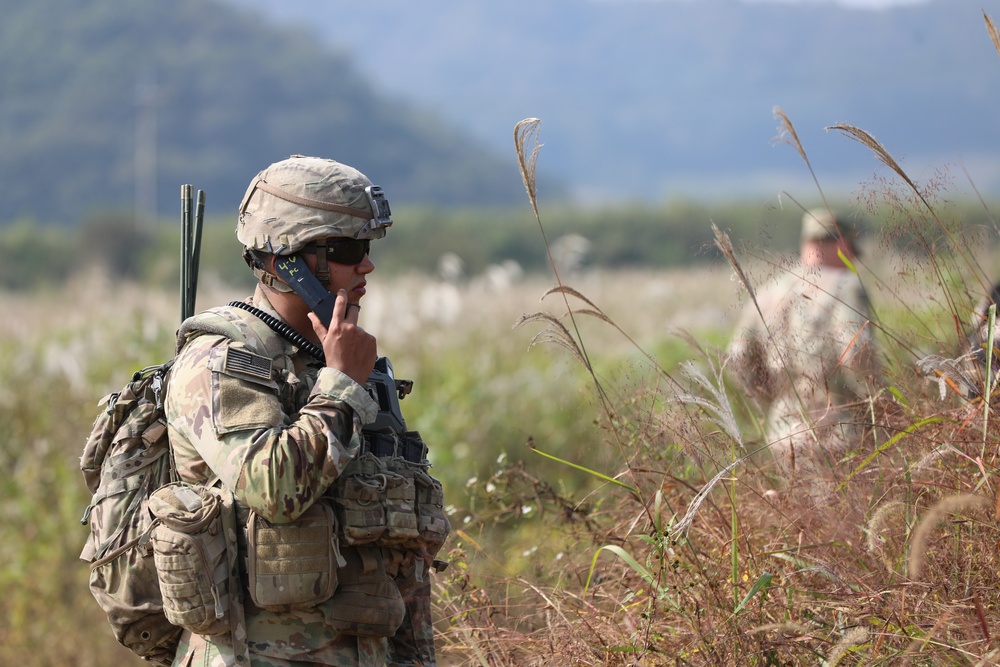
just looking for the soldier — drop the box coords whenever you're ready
[727,208,883,491]
[165,155,446,666]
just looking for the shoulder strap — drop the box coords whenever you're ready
[176,304,287,362]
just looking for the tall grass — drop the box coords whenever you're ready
[429,21,1000,659]
[2,204,998,665]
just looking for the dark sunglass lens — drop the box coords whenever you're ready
[328,239,371,265]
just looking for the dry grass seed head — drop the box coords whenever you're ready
[712,223,756,305]
[827,123,918,194]
[772,106,808,165]
[514,311,588,368]
[514,118,542,220]
[907,493,993,579]
[985,11,1000,58]
[865,501,908,575]
[824,626,870,667]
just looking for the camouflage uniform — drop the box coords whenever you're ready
[727,210,882,485]
[165,156,441,667]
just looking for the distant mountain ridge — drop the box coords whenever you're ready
[0,0,530,225]
[3,0,998,226]
[225,0,1000,202]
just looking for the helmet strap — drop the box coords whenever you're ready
[313,239,330,285]
[257,270,294,292]
[243,247,294,293]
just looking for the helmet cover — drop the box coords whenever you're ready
[237,155,392,255]
[801,208,860,249]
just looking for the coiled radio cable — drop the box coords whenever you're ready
[227,300,325,363]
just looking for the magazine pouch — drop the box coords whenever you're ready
[382,458,420,546]
[413,467,450,556]
[333,453,388,546]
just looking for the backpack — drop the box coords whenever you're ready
[79,305,280,665]
[79,362,181,666]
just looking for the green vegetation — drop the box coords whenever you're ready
[4,196,1000,291]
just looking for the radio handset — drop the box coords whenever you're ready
[269,254,416,447]
[271,254,337,327]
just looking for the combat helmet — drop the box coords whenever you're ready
[801,208,861,253]
[238,155,392,287]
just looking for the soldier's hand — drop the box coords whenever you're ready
[308,289,377,385]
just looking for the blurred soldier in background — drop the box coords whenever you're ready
[165,155,447,667]
[727,208,883,493]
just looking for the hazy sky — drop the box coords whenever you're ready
[747,0,928,6]
[826,0,926,5]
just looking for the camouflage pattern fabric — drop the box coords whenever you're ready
[173,630,385,666]
[166,286,429,666]
[727,264,882,488]
[386,559,437,665]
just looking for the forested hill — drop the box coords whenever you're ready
[228,0,1000,203]
[0,0,531,226]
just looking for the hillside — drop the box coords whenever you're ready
[227,0,1000,202]
[0,0,531,225]
[3,0,999,228]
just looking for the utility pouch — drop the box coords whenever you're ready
[382,458,420,546]
[333,453,388,546]
[246,501,342,611]
[148,483,230,636]
[325,547,405,637]
[413,468,450,555]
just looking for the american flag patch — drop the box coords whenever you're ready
[224,348,272,381]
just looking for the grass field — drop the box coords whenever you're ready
[0,262,739,665]
[3,217,1000,665]
[8,25,1000,656]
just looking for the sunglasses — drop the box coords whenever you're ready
[300,238,371,265]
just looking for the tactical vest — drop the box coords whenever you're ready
[176,304,449,630]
